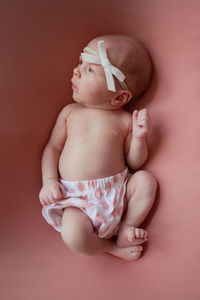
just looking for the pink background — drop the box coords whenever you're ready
[1,0,200,299]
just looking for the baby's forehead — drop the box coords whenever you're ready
[84,39,101,54]
[85,38,118,52]
[84,38,129,67]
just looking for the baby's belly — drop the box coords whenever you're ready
[58,141,126,181]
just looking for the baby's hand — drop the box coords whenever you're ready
[132,109,151,139]
[39,179,66,206]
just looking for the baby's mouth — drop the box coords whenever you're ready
[72,83,78,92]
[71,80,78,92]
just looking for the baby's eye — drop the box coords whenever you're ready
[88,67,94,73]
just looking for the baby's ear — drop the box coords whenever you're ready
[111,90,132,106]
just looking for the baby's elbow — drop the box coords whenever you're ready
[44,142,62,155]
[127,160,144,172]
[126,155,148,171]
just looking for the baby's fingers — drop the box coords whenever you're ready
[52,189,61,200]
[132,110,138,123]
[137,118,150,127]
[52,184,66,201]
[39,190,48,206]
[138,110,150,126]
[40,196,50,206]
[138,109,148,120]
[59,183,66,198]
[138,108,148,116]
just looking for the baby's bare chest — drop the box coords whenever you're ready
[67,110,125,142]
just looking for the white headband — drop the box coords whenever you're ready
[81,40,128,92]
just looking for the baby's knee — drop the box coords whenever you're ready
[61,208,94,254]
[135,170,157,194]
[61,224,90,254]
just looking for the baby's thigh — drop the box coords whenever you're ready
[61,207,93,249]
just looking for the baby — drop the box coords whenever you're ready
[39,35,157,261]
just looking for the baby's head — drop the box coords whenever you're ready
[71,34,152,110]
[87,35,152,98]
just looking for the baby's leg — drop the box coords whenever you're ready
[61,207,142,261]
[117,170,157,248]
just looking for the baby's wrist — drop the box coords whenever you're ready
[43,177,58,184]
[132,134,146,141]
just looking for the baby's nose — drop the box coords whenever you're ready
[73,67,81,78]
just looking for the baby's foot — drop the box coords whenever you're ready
[109,244,143,261]
[116,223,148,248]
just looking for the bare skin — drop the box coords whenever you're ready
[61,207,144,261]
[39,35,157,260]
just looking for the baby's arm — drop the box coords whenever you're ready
[39,105,72,206]
[125,109,150,170]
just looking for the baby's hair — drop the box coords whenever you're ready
[90,34,152,98]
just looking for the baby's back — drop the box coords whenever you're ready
[59,104,130,181]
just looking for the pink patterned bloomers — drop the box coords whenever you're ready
[42,168,129,239]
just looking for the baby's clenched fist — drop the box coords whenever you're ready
[39,179,66,206]
[132,109,151,139]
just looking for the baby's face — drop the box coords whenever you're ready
[71,40,118,110]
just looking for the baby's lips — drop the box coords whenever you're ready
[71,79,78,90]
[72,84,78,92]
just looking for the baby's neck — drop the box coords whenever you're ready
[80,103,124,112]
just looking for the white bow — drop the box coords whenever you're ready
[81,40,127,92]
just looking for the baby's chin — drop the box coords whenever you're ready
[71,93,81,104]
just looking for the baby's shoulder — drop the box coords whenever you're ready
[59,103,80,118]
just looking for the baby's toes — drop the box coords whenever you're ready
[127,228,135,242]
[140,229,147,239]
[135,228,147,239]
[144,230,148,239]
[135,228,142,239]
[130,245,143,259]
